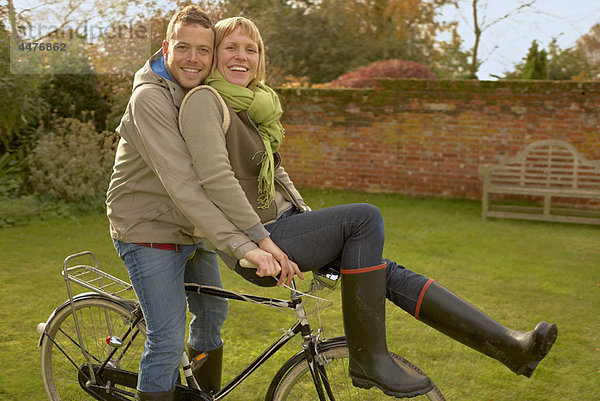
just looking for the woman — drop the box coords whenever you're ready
[179,17,557,399]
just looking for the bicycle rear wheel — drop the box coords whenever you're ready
[40,296,146,401]
[268,342,445,401]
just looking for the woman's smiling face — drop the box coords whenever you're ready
[217,26,259,87]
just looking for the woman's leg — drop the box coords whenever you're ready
[415,281,557,377]
[385,259,431,315]
[269,205,557,381]
[267,204,433,397]
[265,204,384,270]
[384,260,557,377]
[113,241,193,394]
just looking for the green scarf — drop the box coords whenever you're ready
[205,71,284,209]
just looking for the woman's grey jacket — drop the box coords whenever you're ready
[177,86,306,261]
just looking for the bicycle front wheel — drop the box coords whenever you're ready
[268,342,445,401]
[40,296,146,401]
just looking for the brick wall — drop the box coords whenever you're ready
[277,79,600,202]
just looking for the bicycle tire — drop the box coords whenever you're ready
[268,341,445,401]
[40,295,146,401]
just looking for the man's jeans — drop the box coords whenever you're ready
[113,240,228,392]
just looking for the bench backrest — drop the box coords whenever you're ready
[485,140,600,190]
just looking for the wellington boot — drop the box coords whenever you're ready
[342,263,434,398]
[186,343,223,395]
[134,388,175,401]
[416,281,557,377]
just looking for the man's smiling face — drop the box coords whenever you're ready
[162,22,214,91]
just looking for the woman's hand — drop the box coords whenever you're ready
[241,247,282,278]
[258,237,303,286]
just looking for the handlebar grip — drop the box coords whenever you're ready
[235,258,277,287]
[239,258,258,269]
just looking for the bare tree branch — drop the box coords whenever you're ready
[483,0,536,31]
[452,0,538,78]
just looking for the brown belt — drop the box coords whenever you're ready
[134,243,181,252]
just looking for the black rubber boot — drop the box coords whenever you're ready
[186,343,224,395]
[134,388,175,401]
[416,281,557,377]
[342,263,434,398]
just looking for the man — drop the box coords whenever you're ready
[106,6,238,400]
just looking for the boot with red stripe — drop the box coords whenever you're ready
[415,280,557,377]
[341,263,434,398]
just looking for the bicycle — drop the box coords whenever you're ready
[38,251,446,401]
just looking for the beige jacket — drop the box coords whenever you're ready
[106,51,263,259]
[178,86,307,259]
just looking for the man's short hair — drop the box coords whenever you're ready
[165,5,213,42]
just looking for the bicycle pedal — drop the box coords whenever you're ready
[190,352,208,369]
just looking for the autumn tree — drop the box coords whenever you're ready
[3,0,147,195]
[430,21,471,79]
[0,23,46,196]
[229,0,452,85]
[576,23,600,80]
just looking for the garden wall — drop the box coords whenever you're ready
[277,79,600,203]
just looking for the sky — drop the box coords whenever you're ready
[437,0,600,80]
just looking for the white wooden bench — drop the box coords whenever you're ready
[478,140,600,225]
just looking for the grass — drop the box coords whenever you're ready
[0,189,598,400]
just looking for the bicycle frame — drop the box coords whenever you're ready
[45,251,340,401]
[191,284,339,401]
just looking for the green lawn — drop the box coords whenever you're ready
[1,189,598,400]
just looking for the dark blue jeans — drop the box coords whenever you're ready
[264,203,430,316]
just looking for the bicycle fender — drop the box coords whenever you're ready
[36,292,136,347]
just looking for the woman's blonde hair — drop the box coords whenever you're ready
[213,17,266,88]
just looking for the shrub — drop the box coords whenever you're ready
[0,196,41,227]
[0,148,28,197]
[40,72,111,132]
[28,118,117,204]
[323,59,435,88]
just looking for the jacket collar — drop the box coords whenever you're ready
[133,49,186,108]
